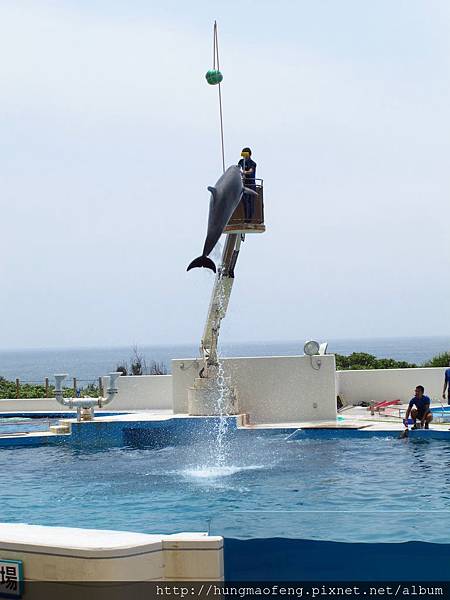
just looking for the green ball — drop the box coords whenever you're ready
[205,69,223,85]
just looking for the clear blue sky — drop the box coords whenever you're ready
[1,1,449,348]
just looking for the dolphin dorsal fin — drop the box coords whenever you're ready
[207,186,217,199]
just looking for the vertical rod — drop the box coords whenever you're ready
[218,84,225,174]
[15,378,19,400]
[73,377,77,396]
[45,377,49,398]
[213,21,216,69]
[214,21,225,173]
[98,377,104,397]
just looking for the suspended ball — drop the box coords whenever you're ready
[205,69,223,85]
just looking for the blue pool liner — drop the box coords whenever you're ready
[225,538,450,581]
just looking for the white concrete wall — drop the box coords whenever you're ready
[337,367,447,405]
[5,365,446,418]
[101,375,173,410]
[0,399,61,412]
[172,355,337,424]
[0,375,173,412]
[0,524,223,582]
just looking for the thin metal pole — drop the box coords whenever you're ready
[214,21,226,173]
[218,85,226,174]
[213,22,216,69]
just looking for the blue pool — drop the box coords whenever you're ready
[0,412,124,434]
[0,416,59,434]
[1,423,450,545]
[431,405,450,422]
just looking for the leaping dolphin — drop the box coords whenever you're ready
[187,165,257,273]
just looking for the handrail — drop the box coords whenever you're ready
[241,178,263,187]
[244,178,263,184]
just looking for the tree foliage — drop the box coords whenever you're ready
[422,351,450,368]
[335,352,417,370]
[0,377,100,400]
[116,346,168,376]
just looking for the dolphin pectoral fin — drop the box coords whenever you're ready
[243,186,258,196]
[187,256,217,273]
[207,186,217,198]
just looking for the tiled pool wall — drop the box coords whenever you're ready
[66,425,450,444]
[225,538,450,580]
[286,428,450,440]
[2,414,450,447]
[0,415,242,448]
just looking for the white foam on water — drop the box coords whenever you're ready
[181,464,265,480]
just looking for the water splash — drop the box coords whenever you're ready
[214,351,229,467]
[210,277,232,468]
[182,464,264,480]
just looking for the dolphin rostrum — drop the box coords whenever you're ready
[187,165,257,273]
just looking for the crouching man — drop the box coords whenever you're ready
[405,385,433,430]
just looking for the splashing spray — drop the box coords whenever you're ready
[211,277,231,467]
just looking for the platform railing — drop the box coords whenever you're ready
[225,178,265,228]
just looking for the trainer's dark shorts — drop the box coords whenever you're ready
[415,409,431,421]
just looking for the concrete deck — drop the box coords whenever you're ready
[240,403,450,433]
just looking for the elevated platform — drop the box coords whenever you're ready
[223,179,265,233]
[224,222,266,234]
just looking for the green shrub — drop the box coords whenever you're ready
[335,352,417,370]
[422,351,450,368]
[335,350,450,370]
[0,377,99,400]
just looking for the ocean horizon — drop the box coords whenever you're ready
[0,335,449,384]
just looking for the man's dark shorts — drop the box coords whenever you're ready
[414,409,431,421]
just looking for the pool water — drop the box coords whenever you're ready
[1,431,450,543]
[0,412,125,434]
[0,417,59,434]
[431,406,450,422]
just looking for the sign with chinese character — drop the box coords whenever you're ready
[0,560,23,598]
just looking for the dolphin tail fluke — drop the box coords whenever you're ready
[187,256,217,273]
[243,186,259,196]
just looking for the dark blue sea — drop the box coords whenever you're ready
[0,336,449,385]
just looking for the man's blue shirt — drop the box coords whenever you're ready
[238,157,256,183]
[409,395,431,412]
[445,368,450,384]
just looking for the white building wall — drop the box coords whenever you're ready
[0,375,173,413]
[337,367,447,405]
[172,355,337,424]
[0,399,61,412]
[101,375,173,410]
